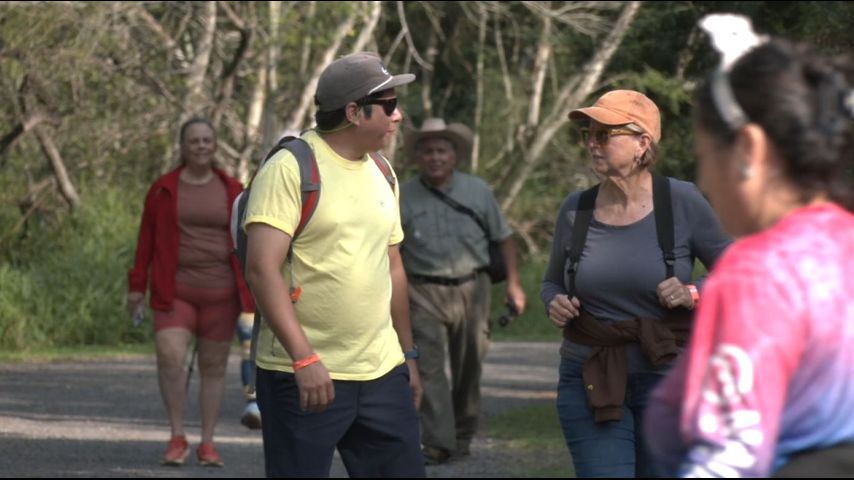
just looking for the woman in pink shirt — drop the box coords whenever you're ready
[646,15,854,477]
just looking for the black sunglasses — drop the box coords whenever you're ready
[359,97,398,116]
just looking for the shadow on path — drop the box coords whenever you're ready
[0,341,560,478]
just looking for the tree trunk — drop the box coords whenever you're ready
[0,110,61,157]
[182,1,217,117]
[237,57,268,184]
[283,9,360,133]
[500,1,642,212]
[351,1,382,54]
[299,1,317,77]
[527,10,552,130]
[262,0,283,152]
[34,126,80,210]
[471,3,488,172]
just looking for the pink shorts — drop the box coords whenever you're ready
[154,284,241,341]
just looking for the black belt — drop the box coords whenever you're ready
[409,270,481,286]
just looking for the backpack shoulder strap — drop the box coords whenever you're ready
[652,175,675,278]
[566,184,599,297]
[245,136,317,396]
[246,136,319,241]
[369,151,396,191]
[281,138,319,240]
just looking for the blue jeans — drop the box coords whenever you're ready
[556,357,664,478]
[256,363,425,478]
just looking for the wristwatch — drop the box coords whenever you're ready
[403,346,419,360]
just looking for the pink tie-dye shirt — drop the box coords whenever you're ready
[646,203,854,477]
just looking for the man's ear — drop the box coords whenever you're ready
[345,103,361,126]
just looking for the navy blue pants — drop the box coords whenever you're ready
[556,357,664,478]
[256,363,425,478]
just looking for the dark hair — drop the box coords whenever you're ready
[315,108,348,131]
[695,39,854,211]
[314,89,392,131]
[179,117,216,143]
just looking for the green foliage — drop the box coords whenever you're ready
[0,343,152,363]
[1,1,851,350]
[489,404,575,477]
[0,184,148,350]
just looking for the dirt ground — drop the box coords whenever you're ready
[0,341,561,478]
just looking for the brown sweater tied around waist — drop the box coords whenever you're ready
[563,308,692,423]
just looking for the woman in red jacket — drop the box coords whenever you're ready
[127,118,254,467]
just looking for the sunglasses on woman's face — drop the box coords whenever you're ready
[579,127,639,145]
[360,97,398,116]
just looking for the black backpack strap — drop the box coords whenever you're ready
[566,184,598,297]
[419,176,490,235]
[369,151,396,191]
[652,175,675,278]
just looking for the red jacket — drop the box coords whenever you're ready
[128,167,255,313]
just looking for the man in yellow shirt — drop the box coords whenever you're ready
[244,52,425,477]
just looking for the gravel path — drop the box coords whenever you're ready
[0,341,561,478]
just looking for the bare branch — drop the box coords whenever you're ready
[283,8,359,133]
[133,5,177,51]
[299,1,317,77]
[34,126,80,210]
[396,1,433,72]
[526,7,552,128]
[501,1,642,211]
[521,1,618,37]
[351,1,382,53]
[0,110,61,157]
[218,0,246,30]
[182,1,217,117]
[471,3,488,172]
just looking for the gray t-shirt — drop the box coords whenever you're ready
[540,177,731,371]
[400,171,512,278]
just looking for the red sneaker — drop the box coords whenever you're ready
[160,435,189,466]
[197,442,224,467]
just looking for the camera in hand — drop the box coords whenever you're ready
[496,301,519,327]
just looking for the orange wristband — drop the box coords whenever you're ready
[687,284,700,308]
[293,353,320,371]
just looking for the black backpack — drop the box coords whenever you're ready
[230,136,396,392]
[565,175,675,297]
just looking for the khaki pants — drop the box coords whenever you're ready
[409,272,491,453]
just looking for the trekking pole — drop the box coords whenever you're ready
[185,340,198,392]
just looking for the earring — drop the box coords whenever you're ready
[740,165,753,180]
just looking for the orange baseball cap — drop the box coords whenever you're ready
[569,90,661,143]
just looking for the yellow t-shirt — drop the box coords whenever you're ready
[244,130,405,380]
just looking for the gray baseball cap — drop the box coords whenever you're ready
[315,52,415,112]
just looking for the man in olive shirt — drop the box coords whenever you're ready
[400,118,527,464]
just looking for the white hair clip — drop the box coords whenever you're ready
[699,14,769,130]
[700,14,768,72]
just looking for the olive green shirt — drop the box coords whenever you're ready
[400,171,512,278]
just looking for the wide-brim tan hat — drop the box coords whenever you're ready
[404,118,473,164]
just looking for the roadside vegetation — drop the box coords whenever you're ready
[2,2,851,353]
